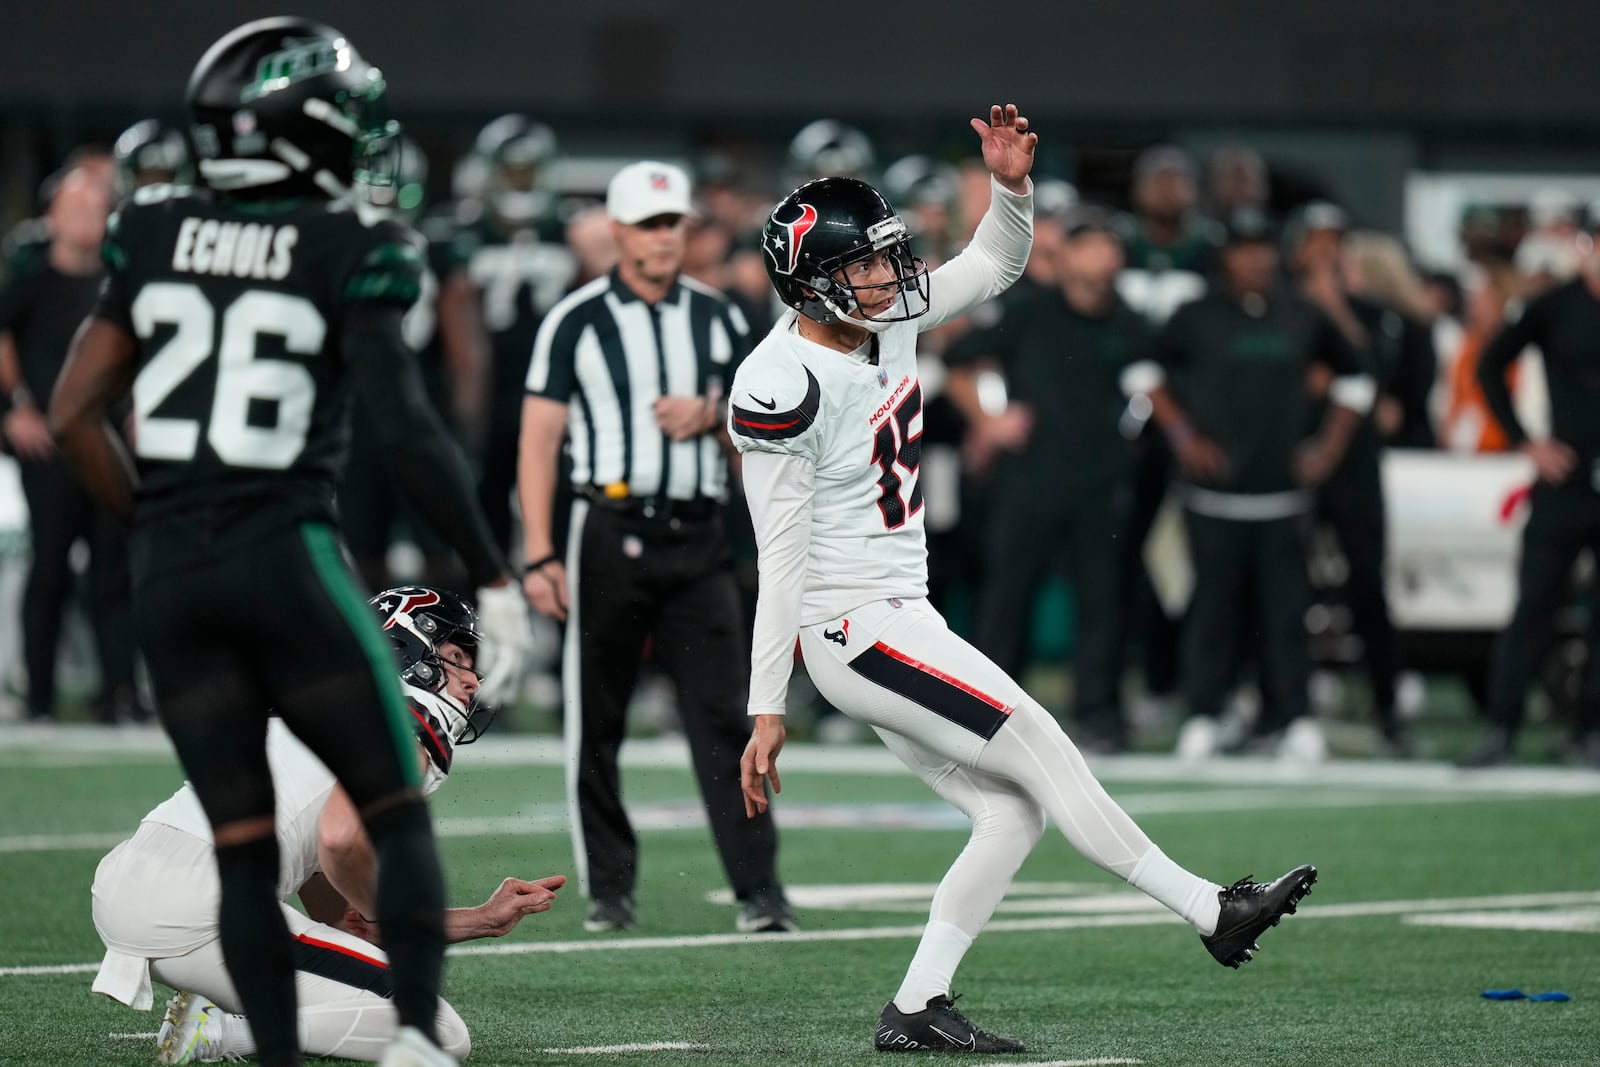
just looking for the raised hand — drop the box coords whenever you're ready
[969,104,1037,195]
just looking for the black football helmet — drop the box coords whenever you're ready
[762,177,929,328]
[369,586,495,750]
[471,113,558,224]
[184,16,398,200]
[882,155,959,213]
[787,119,875,184]
[113,120,195,197]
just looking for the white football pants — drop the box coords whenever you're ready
[147,912,470,1062]
[91,823,469,1061]
[799,597,1218,1008]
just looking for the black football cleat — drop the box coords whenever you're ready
[583,895,636,933]
[1202,864,1317,968]
[736,887,800,933]
[875,994,1025,1054]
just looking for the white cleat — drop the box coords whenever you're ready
[155,991,240,1063]
[1175,716,1219,761]
[378,1024,459,1066]
[1278,716,1328,764]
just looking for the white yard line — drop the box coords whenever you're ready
[447,889,1600,960]
[2,962,100,976]
[104,1032,1131,1061]
[12,889,1600,979]
[0,831,130,853]
[4,727,1599,795]
[1405,908,1600,932]
[539,1042,710,1054]
[0,786,1520,856]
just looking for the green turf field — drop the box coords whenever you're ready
[1,730,1597,1067]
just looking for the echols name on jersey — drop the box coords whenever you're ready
[729,174,1033,715]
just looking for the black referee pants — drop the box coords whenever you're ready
[564,500,779,904]
[1486,480,1600,736]
[1181,508,1312,732]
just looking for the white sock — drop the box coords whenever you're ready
[1128,846,1222,935]
[223,1011,257,1056]
[893,920,974,1013]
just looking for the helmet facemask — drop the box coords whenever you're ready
[809,226,931,332]
[344,72,402,194]
[397,612,495,746]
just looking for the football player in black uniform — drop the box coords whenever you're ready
[48,18,529,1067]
[341,138,490,592]
[457,115,577,560]
[113,119,195,198]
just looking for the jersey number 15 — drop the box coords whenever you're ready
[871,382,924,530]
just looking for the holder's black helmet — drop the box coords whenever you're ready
[369,586,494,752]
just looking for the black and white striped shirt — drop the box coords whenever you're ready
[526,268,751,500]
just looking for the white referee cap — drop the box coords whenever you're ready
[606,161,695,225]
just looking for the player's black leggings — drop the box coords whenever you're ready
[133,520,444,1064]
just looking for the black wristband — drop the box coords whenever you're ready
[524,553,561,575]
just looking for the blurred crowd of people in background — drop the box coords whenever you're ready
[3,112,1598,770]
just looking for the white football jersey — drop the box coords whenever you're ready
[731,315,931,618]
[143,720,337,901]
[139,684,446,901]
[732,175,1033,714]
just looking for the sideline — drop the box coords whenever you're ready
[3,726,1597,795]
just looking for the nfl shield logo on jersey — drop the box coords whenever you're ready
[877,368,889,389]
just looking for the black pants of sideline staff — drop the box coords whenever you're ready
[563,497,780,908]
[1317,440,1401,729]
[18,456,137,720]
[1181,508,1312,734]
[973,478,1129,747]
[1486,480,1600,740]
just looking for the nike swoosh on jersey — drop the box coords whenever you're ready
[750,395,778,410]
[731,368,820,441]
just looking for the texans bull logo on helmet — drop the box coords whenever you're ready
[765,202,818,276]
[376,587,441,631]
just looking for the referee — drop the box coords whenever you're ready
[516,161,793,934]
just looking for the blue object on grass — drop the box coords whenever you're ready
[1481,989,1571,1002]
